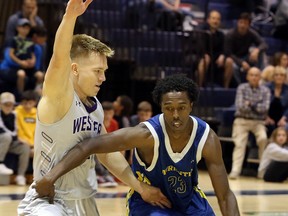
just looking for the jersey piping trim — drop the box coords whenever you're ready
[134,121,160,171]
[196,123,210,163]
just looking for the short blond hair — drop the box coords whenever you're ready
[70,34,114,60]
[273,66,286,77]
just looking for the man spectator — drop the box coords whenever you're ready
[196,10,226,87]
[224,12,268,87]
[4,0,44,46]
[229,67,270,179]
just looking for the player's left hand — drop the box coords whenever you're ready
[32,177,55,204]
[139,182,172,209]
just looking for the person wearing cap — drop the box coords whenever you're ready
[0,17,44,96]
[4,0,44,46]
[0,92,30,185]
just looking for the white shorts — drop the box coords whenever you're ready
[18,185,100,216]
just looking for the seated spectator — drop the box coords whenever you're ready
[154,0,196,31]
[229,67,270,179]
[224,12,268,87]
[258,126,288,182]
[15,90,39,157]
[273,0,288,39]
[113,95,134,129]
[0,18,44,95]
[95,101,118,188]
[4,0,44,46]
[30,26,47,94]
[130,100,153,126]
[113,95,134,162]
[261,52,288,85]
[265,66,288,136]
[102,101,119,133]
[196,10,226,87]
[0,92,30,185]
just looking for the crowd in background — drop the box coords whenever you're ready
[0,0,288,186]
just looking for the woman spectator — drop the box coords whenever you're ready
[258,127,288,182]
[261,52,288,84]
[265,66,288,136]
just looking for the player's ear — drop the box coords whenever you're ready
[71,63,78,76]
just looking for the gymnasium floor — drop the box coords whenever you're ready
[1,171,287,215]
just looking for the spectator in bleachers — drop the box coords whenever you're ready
[0,92,30,185]
[265,66,288,136]
[196,10,226,87]
[0,18,44,96]
[273,0,288,39]
[153,0,197,31]
[15,90,38,157]
[30,26,47,95]
[229,67,270,179]
[95,101,118,188]
[258,126,288,182]
[102,101,119,133]
[113,95,134,162]
[224,12,268,87]
[4,0,44,46]
[261,52,288,84]
[113,95,134,129]
[130,101,153,126]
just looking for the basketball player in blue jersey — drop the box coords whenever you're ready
[17,0,171,215]
[34,73,240,215]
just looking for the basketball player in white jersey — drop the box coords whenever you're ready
[17,0,170,215]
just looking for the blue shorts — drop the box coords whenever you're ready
[127,192,215,216]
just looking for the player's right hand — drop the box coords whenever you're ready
[32,177,55,204]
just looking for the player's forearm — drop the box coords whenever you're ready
[218,190,240,216]
[45,143,91,184]
[98,152,144,194]
[52,13,77,62]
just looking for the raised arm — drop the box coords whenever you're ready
[38,0,93,123]
[202,129,240,216]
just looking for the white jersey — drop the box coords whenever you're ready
[33,92,103,200]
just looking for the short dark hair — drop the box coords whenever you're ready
[118,95,134,116]
[20,90,39,101]
[152,74,199,106]
[30,26,47,37]
[102,101,114,111]
[238,12,252,23]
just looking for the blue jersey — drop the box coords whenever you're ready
[127,114,215,216]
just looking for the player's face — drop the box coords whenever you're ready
[74,53,108,97]
[161,91,192,132]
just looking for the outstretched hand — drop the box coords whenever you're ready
[66,0,93,17]
[32,177,55,204]
[139,182,172,209]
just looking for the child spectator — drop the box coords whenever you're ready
[0,92,30,185]
[102,101,119,133]
[258,127,288,182]
[15,90,38,157]
[130,101,153,126]
[0,18,44,95]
